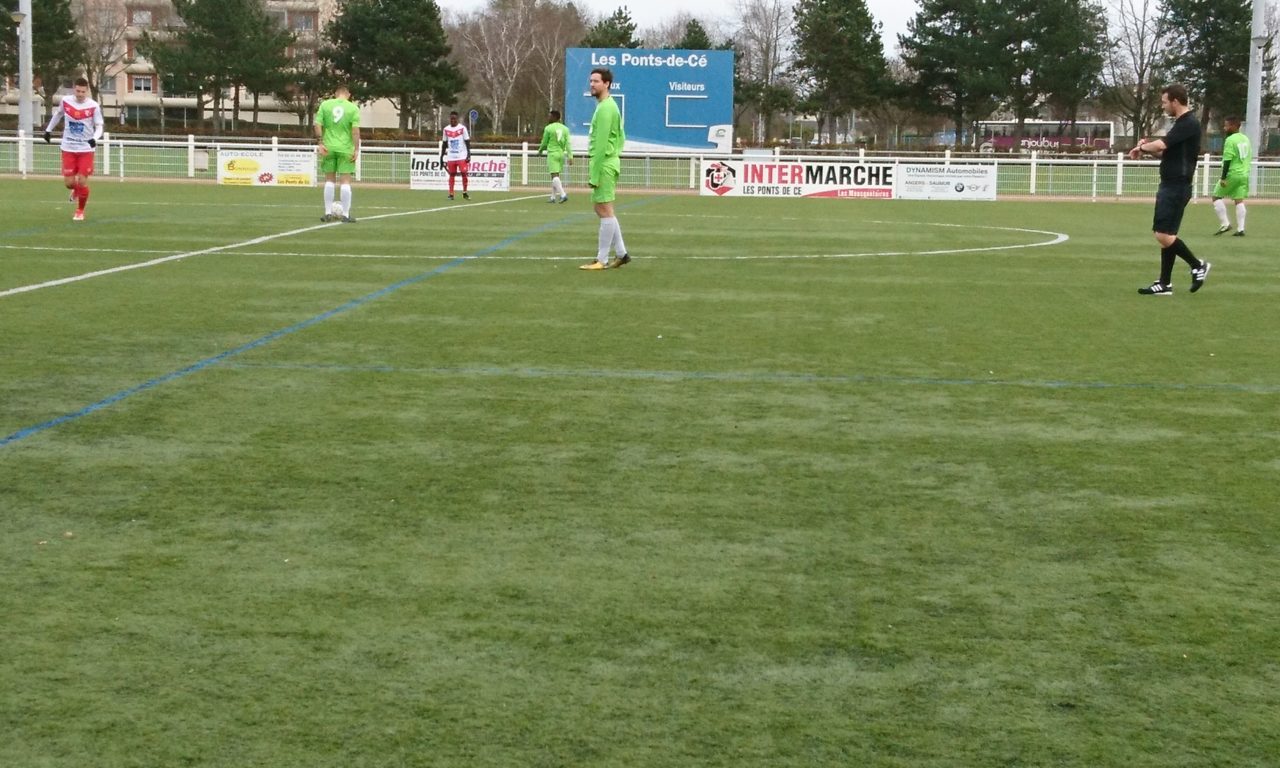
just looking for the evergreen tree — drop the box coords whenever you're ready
[142,0,290,131]
[1038,0,1109,125]
[232,6,296,127]
[581,7,642,48]
[898,0,1002,147]
[323,0,465,130]
[674,19,713,50]
[792,0,887,142]
[1162,0,1274,132]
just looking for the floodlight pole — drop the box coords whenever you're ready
[1246,0,1267,195]
[12,0,35,172]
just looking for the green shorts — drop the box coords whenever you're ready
[319,149,356,175]
[546,153,567,175]
[1213,177,1248,200]
[591,166,619,204]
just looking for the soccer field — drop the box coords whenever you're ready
[2,179,1278,766]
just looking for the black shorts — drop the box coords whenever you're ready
[1153,182,1192,235]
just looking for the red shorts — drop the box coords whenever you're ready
[61,151,95,177]
[446,160,469,176]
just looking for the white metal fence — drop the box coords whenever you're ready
[4,131,1278,199]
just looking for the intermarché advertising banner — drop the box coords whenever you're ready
[700,159,997,200]
[216,148,315,186]
[409,153,511,191]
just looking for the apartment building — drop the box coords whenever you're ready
[5,0,400,129]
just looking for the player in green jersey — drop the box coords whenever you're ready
[1212,115,1250,237]
[580,68,630,271]
[538,110,572,204]
[315,84,361,223]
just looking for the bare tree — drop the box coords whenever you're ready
[642,12,699,48]
[860,57,931,149]
[734,0,792,87]
[526,0,588,113]
[72,0,128,102]
[1101,0,1169,140]
[732,0,795,142]
[452,0,539,133]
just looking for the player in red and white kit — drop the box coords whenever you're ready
[440,111,471,200]
[44,77,104,221]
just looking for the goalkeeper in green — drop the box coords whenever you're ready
[538,110,572,203]
[1212,115,1250,236]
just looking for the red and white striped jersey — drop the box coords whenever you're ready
[442,124,470,162]
[45,96,104,153]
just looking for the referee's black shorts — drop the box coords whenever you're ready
[1153,181,1192,235]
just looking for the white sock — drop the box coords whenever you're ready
[323,182,335,212]
[340,184,352,216]
[1236,202,1246,232]
[611,217,627,257]
[552,177,564,199]
[1213,198,1229,227]
[597,217,617,262]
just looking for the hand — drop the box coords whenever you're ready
[43,131,51,144]
[317,143,329,156]
[88,138,96,148]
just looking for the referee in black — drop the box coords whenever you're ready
[1129,83,1211,295]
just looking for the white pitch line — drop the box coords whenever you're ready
[0,195,547,299]
[0,215,1070,277]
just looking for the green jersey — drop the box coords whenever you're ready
[539,121,571,160]
[1222,132,1250,178]
[316,97,360,155]
[588,95,624,187]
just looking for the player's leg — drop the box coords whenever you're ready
[548,155,564,202]
[600,166,627,267]
[1212,193,1230,233]
[1142,187,1185,293]
[446,161,456,198]
[1227,178,1248,234]
[322,156,338,220]
[584,201,614,268]
[461,162,470,198]
[1150,185,1207,294]
[338,170,354,222]
[75,172,89,212]
[66,153,92,219]
[61,152,79,213]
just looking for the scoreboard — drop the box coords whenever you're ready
[564,48,735,153]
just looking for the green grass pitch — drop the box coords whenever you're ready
[2,178,1278,766]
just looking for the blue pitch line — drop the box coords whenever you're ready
[1,209,603,449]
[221,361,1280,395]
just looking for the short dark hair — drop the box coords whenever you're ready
[591,67,613,85]
[1162,83,1189,106]
[1224,115,1242,125]
[74,76,89,88]
[549,109,561,121]
[449,111,459,117]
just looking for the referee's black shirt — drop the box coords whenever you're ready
[1160,111,1201,184]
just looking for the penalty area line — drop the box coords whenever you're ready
[0,194,547,300]
[0,207,580,449]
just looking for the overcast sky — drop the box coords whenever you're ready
[436,0,921,55]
